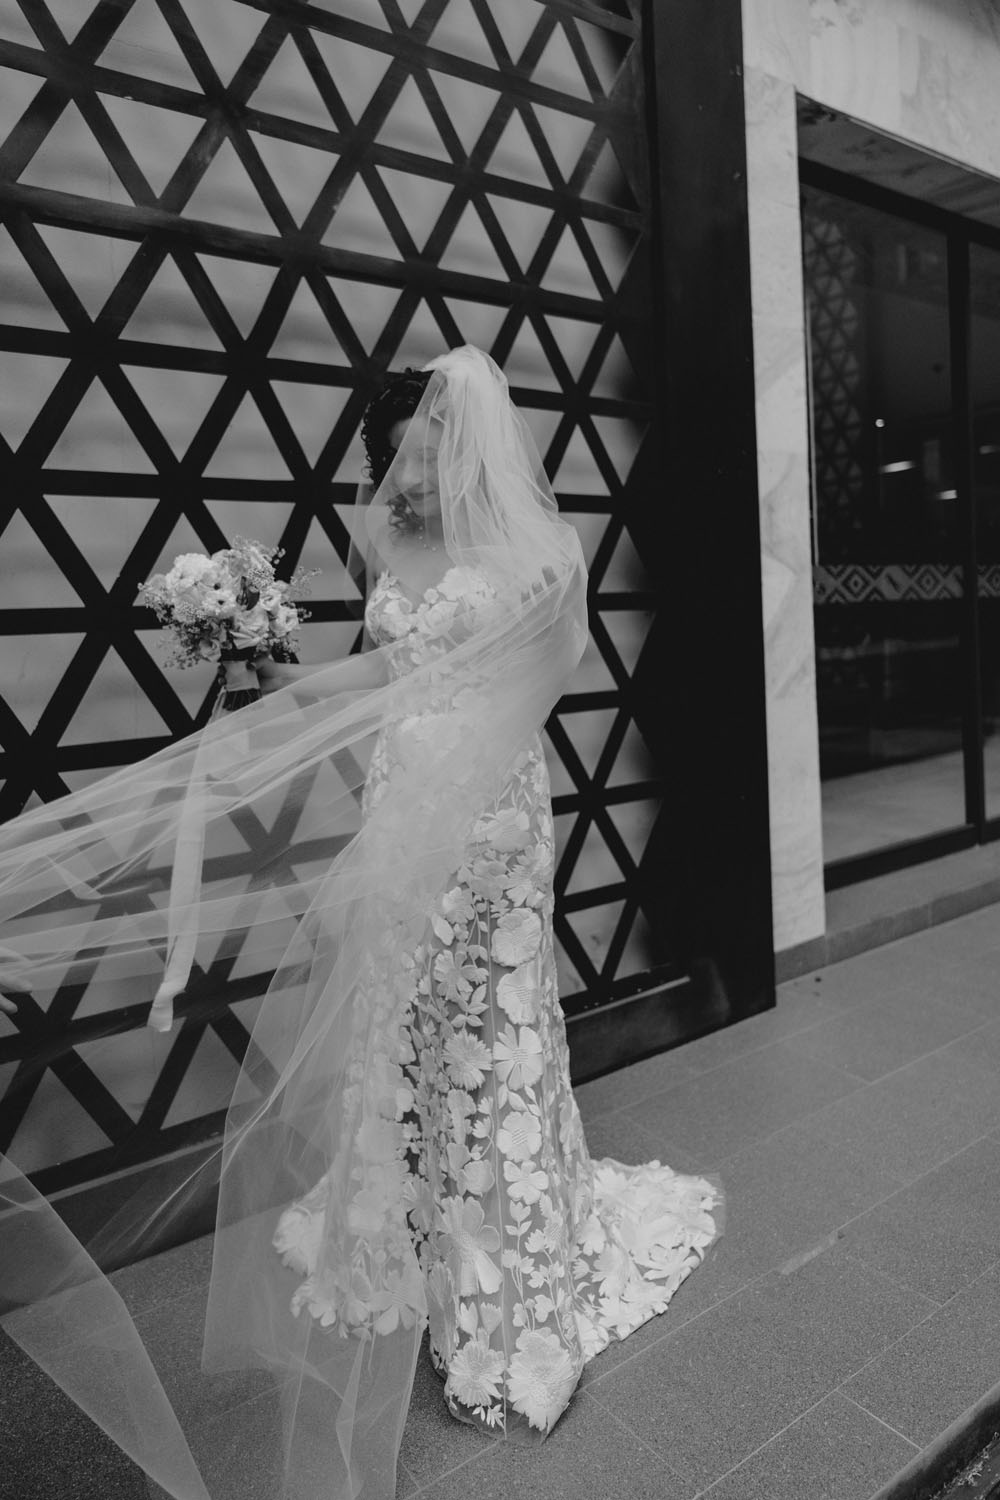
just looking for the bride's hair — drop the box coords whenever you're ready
[361,368,432,534]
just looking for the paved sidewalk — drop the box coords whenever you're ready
[6,905,1000,1498]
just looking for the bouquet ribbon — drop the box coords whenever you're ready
[218,641,262,709]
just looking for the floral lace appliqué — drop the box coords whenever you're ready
[273,566,722,1437]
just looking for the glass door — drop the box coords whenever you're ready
[804,187,967,870]
[972,243,1000,821]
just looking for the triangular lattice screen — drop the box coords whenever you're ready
[0,0,680,1193]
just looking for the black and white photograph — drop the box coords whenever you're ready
[1,2,1000,1498]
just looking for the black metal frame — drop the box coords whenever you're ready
[0,0,773,1194]
[641,0,773,1016]
[800,157,1000,889]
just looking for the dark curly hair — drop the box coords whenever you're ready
[360,367,433,534]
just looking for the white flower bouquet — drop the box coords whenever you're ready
[142,537,313,710]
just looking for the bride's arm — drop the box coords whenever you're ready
[257,648,387,696]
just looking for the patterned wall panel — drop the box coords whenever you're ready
[0,0,670,1190]
[802,199,869,560]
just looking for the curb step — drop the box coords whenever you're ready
[932,1434,1000,1500]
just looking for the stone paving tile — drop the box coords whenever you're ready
[579,1238,771,1392]
[109,1230,214,1316]
[399,1339,497,1489]
[623,1042,862,1167]
[785,946,937,1009]
[130,1285,276,1428]
[696,1391,919,1500]
[780,987,988,1082]
[894,912,1000,963]
[185,1389,285,1500]
[704,1104,911,1263]
[915,955,1000,1020]
[793,902,1000,983]
[840,1136,1000,1302]
[397,1459,420,1500]
[582,1107,706,1176]
[187,1387,419,1500]
[788,943,1000,1019]
[411,1389,694,1500]
[843,1262,1000,1446]
[781,1046,1000,1185]
[591,1243,934,1491]
[674,989,839,1074]
[0,1332,147,1499]
[573,1047,700,1121]
[946,1016,1000,1070]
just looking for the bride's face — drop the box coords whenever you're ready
[389,416,443,520]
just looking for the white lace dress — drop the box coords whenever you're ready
[274,565,722,1438]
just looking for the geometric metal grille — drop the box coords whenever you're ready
[802,198,868,560]
[816,564,1000,604]
[0,0,675,1191]
[813,562,964,605]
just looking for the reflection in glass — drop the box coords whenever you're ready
[972,244,1000,817]
[803,188,965,863]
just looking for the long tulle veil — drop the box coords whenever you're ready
[0,347,589,1499]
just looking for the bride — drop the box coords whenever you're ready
[0,346,720,1498]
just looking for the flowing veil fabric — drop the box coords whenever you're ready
[0,348,590,1499]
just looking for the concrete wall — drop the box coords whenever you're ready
[741,0,1000,950]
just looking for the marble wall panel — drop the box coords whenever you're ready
[744,64,826,949]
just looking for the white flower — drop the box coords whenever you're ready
[496,1108,542,1162]
[468,857,509,903]
[370,1266,425,1335]
[493,1025,543,1089]
[437,566,489,602]
[593,1164,640,1215]
[272,1202,324,1275]
[496,962,541,1024]
[474,807,532,853]
[576,1214,607,1257]
[507,1329,578,1430]
[444,1031,493,1090]
[348,1187,390,1237]
[209,585,239,614]
[421,600,457,637]
[380,597,414,639]
[401,1173,435,1232]
[459,1156,495,1197]
[503,1158,549,1204]
[230,602,270,649]
[437,1196,502,1295]
[166,552,216,588]
[270,601,298,636]
[440,886,475,925]
[504,844,552,907]
[491,908,542,967]
[355,1116,399,1163]
[446,1335,505,1409]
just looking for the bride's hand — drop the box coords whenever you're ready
[254,651,285,695]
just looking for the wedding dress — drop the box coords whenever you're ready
[0,347,721,1498]
[273,562,722,1437]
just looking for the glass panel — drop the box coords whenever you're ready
[972,244,1000,819]
[803,187,965,864]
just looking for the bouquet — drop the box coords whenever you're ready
[142,537,313,710]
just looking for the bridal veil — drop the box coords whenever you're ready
[0,347,588,1499]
